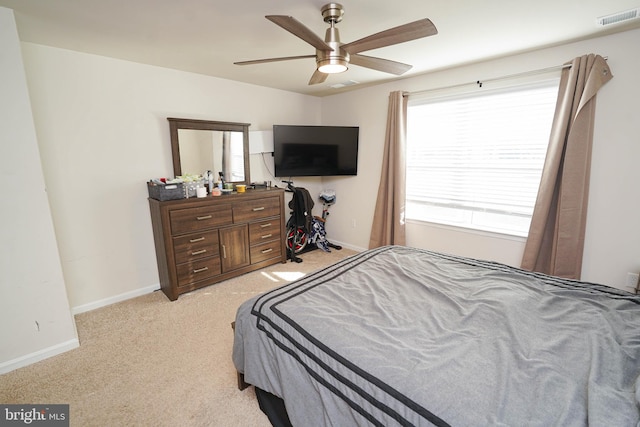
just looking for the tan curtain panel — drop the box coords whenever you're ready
[521,54,613,279]
[369,91,407,248]
[222,131,231,180]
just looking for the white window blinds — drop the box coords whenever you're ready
[406,80,559,236]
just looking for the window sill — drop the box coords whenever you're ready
[406,218,528,243]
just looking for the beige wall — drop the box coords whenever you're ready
[321,27,640,291]
[20,42,322,312]
[0,8,78,373]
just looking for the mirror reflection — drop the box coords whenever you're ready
[178,129,245,182]
[168,118,251,184]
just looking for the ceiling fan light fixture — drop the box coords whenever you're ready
[318,58,348,73]
[237,3,438,87]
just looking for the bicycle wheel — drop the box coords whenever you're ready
[286,227,308,253]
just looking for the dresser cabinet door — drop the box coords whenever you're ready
[219,225,250,272]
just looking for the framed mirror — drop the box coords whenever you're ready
[168,118,251,184]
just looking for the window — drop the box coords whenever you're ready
[406,78,560,236]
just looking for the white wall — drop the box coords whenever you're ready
[0,7,78,373]
[321,28,640,290]
[20,42,322,312]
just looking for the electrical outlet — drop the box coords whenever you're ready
[351,219,356,228]
[625,272,639,293]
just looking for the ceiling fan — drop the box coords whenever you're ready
[234,3,438,85]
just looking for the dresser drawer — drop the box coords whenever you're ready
[176,256,221,288]
[173,230,219,264]
[249,219,281,246]
[233,197,281,223]
[170,205,232,235]
[250,240,282,264]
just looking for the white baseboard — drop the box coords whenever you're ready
[1,285,159,374]
[0,338,79,375]
[71,283,160,315]
[328,240,367,253]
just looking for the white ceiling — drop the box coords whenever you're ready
[2,0,639,97]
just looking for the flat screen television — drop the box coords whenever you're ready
[273,125,359,177]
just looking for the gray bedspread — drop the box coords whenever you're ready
[232,245,640,426]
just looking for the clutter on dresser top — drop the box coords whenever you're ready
[146,170,270,201]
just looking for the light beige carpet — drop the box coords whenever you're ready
[0,248,357,426]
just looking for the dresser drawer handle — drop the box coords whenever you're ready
[252,207,265,212]
[260,223,272,228]
[196,215,212,220]
[261,248,274,254]
[191,249,207,255]
[261,234,273,239]
[189,237,205,243]
[193,267,209,273]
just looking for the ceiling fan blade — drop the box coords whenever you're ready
[309,70,328,85]
[342,18,437,54]
[350,54,412,75]
[234,55,316,66]
[266,15,333,51]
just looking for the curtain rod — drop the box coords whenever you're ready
[406,57,607,97]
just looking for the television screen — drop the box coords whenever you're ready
[273,125,359,177]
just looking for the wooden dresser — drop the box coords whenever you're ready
[148,188,286,300]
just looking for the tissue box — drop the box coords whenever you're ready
[147,181,184,201]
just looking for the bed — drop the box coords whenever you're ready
[232,245,640,426]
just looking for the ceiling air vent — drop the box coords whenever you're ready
[330,80,360,89]
[596,8,640,26]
